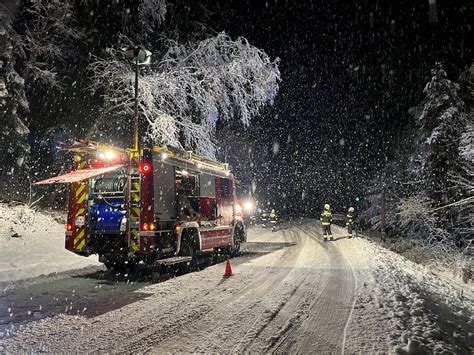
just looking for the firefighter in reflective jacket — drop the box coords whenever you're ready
[320,204,333,241]
[346,207,355,238]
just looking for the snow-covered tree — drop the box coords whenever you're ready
[16,0,83,89]
[361,64,473,249]
[138,0,167,34]
[1,0,84,199]
[0,4,30,192]
[448,64,474,242]
[88,32,280,157]
[411,63,465,206]
[458,63,474,172]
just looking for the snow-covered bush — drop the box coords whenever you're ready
[397,194,435,233]
[395,194,451,245]
[88,32,280,157]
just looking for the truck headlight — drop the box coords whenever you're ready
[75,216,85,227]
[120,217,127,231]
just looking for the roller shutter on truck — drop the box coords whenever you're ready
[153,161,177,221]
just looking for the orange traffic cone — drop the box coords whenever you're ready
[223,258,233,277]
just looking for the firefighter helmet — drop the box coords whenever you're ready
[324,204,330,210]
[348,207,355,212]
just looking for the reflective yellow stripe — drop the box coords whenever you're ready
[132,193,140,202]
[78,161,86,170]
[76,239,86,250]
[76,184,86,197]
[75,208,85,217]
[76,229,85,239]
[77,193,86,204]
[322,222,331,225]
[132,206,140,216]
[133,182,140,191]
[130,230,140,251]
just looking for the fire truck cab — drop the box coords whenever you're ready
[35,141,246,270]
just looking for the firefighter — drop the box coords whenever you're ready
[346,207,355,238]
[320,204,333,241]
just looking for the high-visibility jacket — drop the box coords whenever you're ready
[346,212,354,226]
[320,210,332,225]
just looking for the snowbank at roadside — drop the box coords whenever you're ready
[0,203,100,283]
[341,232,474,354]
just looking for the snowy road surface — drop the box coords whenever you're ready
[1,220,473,353]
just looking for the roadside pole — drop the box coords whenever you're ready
[380,180,386,242]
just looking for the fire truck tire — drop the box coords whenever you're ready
[179,229,198,258]
[230,223,244,256]
[104,260,124,271]
[178,229,199,273]
[104,259,136,273]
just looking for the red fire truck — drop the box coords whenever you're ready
[35,141,246,270]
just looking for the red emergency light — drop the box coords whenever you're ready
[66,223,73,231]
[141,163,151,173]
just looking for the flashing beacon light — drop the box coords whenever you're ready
[105,150,115,160]
[66,223,73,231]
[141,163,151,173]
[243,200,255,212]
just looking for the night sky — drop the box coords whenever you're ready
[209,0,473,216]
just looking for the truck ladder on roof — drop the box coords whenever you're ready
[127,155,141,252]
[152,146,229,174]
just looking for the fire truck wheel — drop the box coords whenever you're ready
[179,229,198,259]
[231,223,244,256]
[104,259,136,273]
[178,229,199,273]
[104,260,124,271]
[104,261,114,271]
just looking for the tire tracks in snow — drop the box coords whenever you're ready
[187,229,307,353]
[336,238,359,355]
[306,224,359,355]
[229,228,328,353]
[133,230,305,353]
[268,225,357,354]
[268,226,334,353]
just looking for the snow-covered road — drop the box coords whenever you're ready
[1,220,472,353]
